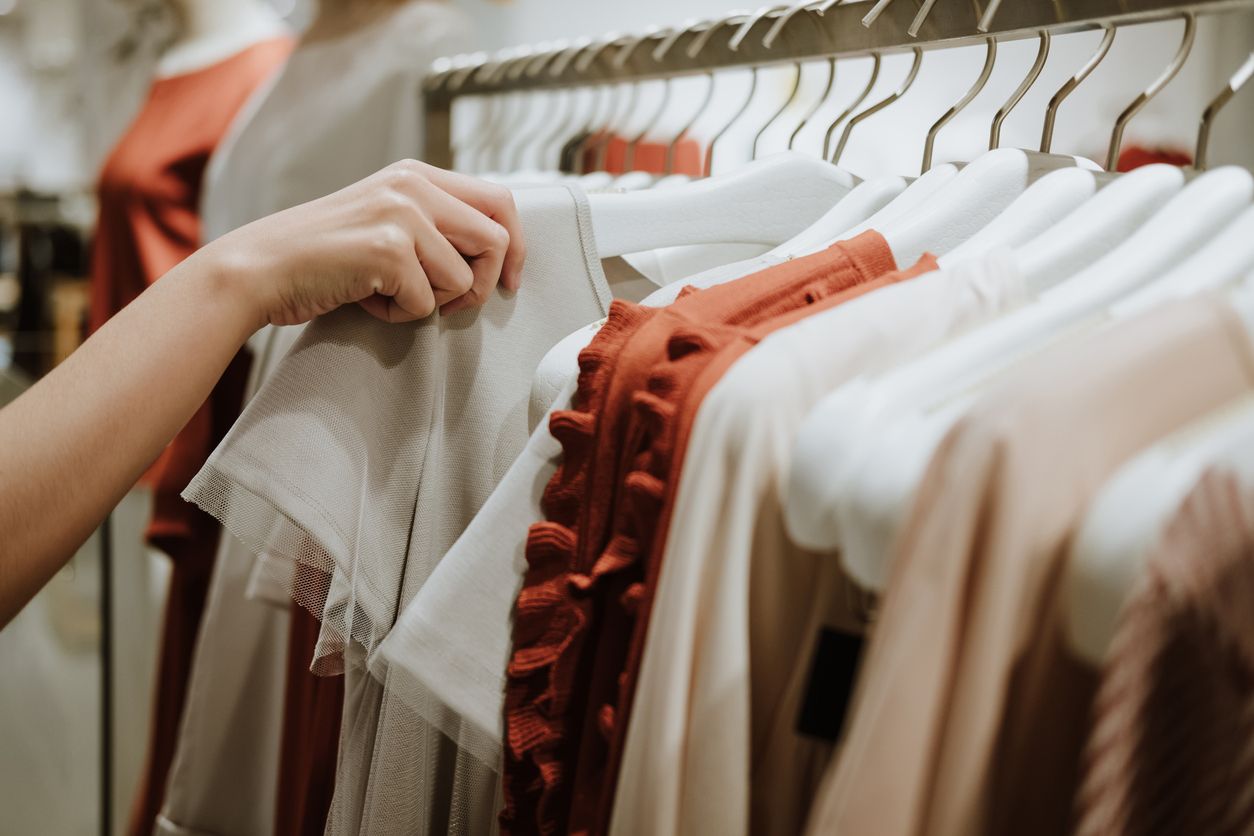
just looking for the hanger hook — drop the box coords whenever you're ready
[1106,13,1196,171]
[614,28,659,71]
[790,57,836,151]
[624,78,672,172]
[753,62,804,159]
[824,53,881,161]
[990,31,1050,150]
[574,83,618,174]
[923,37,996,173]
[861,0,899,28]
[535,88,575,172]
[763,1,827,50]
[907,0,942,38]
[688,11,752,59]
[549,36,594,78]
[834,50,911,165]
[730,5,791,53]
[575,33,626,75]
[1197,51,1254,170]
[653,18,701,62]
[1040,24,1114,153]
[596,80,641,173]
[707,67,760,176]
[978,0,1006,33]
[667,72,716,175]
[510,89,558,171]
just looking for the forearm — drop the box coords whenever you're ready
[0,250,258,625]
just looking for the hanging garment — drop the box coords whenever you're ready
[185,185,650,835]
[610,252,1027,836]
[155,325,303,836]
[805,294,1254,836]
[1074,468,1254,836]
[501,231,899,835]
[90,38,295,836]
[372,249,795,771]
[158,7,472,835]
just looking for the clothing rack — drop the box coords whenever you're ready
[421,0,1254,169]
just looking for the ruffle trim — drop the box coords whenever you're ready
[502,301,734,833]
[502,299,658,833]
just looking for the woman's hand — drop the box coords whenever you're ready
[205,159,528,330]
[0,161,528,627]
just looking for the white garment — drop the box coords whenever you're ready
[186,185,650,835]
[610,252,1028,836]
[374,251,790,760]
[159,8,470,834]
[785,253,1035,588]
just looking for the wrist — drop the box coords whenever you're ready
[187,238,271,340]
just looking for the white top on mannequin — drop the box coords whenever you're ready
[156,0,289,79]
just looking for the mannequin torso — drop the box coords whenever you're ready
[302,0,422,44]
[157,0,289,78]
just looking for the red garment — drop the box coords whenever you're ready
[102,39,294,836]
[590,251,941,834]
[274,602,344,836]
[1115,144,1192,172]
[502,232,899,835]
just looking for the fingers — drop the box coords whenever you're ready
[423,187,510,315]
[412,164,527,291]
[359,254,436,323]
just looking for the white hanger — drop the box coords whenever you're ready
[781,166,1251,583]
[888,167,1253,412]
[938,35,1109,266]
[831,38,1082,267]
[938,167,1100,267]
[587,152,859,257]
[1112,204,1254,318]
[766,176,909,259]
[1014,164,1186,291]
[875,147,1083,268]
[869,30,1102,267]
[1109,51,1254,317]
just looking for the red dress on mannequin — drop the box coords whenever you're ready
[89,36,293,836]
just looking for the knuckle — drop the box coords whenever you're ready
[486,183,515,213]
[486,220,510,252]
[372,223,411,261]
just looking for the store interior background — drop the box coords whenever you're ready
[2,1,1253,834]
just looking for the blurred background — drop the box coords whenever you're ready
[2,1,1253,834]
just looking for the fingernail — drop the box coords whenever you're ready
[441,299,467,316]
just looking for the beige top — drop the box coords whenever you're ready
[806,294,1254,836]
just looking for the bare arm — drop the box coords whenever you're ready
[0,161,526,627]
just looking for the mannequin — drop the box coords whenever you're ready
[157,0,290,77]
[303,0,416,43]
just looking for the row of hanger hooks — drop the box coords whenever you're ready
[428,0,1254,176]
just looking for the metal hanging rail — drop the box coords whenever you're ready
[421,0,1254,167]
